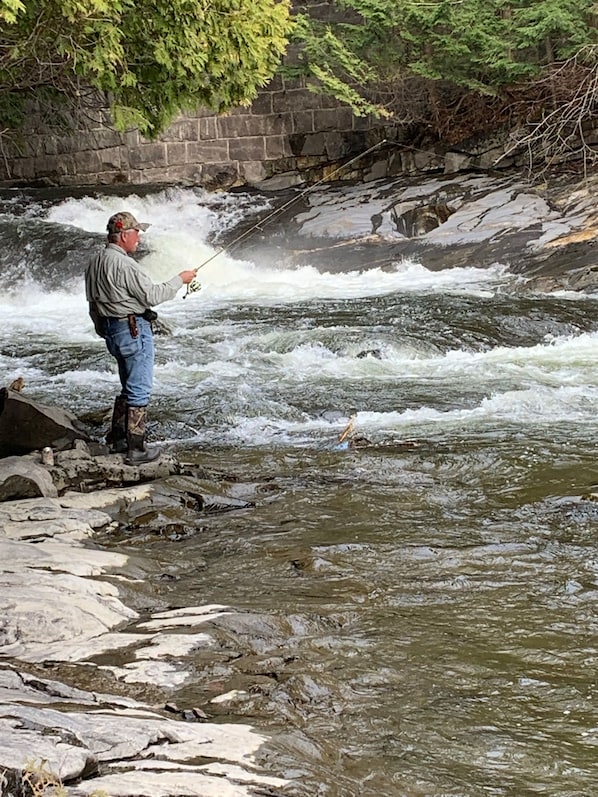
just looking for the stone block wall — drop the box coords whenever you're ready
[1,72,594,190]
[0,76,388,191]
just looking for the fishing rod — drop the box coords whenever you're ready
[184,138,388,297]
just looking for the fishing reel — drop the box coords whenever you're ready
[184,277,202,299]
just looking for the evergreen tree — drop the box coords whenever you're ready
[0,0,292,138]
[291,0,597,114]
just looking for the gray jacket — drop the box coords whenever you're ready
[86,243,182,334]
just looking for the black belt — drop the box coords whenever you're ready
[105,310,158,322]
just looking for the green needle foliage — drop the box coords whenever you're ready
[0,0,293,138]
[290,0,598,116]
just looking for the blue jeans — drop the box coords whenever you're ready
[104,316,154,407]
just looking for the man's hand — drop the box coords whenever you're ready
[179,269,198,285]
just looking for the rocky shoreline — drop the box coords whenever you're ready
[0,442,290,796]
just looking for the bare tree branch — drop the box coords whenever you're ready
[496,46,598,177]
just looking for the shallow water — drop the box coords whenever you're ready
[2,185,598,795]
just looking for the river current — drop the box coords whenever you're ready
[2,185,598,796]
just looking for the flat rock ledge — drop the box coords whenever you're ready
[0,446,289,797]
[275,170,598,286]
[0,667,287,797]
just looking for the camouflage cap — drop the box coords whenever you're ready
[106,211,150,235]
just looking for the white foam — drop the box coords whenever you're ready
[45,189,219,238]
[40,190,512,310]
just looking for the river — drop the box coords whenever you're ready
[1,183,598,796]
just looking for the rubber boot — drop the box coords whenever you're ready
[124,405,162,465]
[106,395,128,453]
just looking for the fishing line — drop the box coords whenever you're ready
[184,138,388,296]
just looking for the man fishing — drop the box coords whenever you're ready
[85,211,197,464]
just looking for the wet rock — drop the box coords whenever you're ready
[208,612,289,656]
[318,409,347,423]
[349,435,373,448]
[137,605,232,633]
[284,673,335,708]
[0,454,57,501]
[191,707,210,720]
[48,447,183,494]
[200,491,254,513]
[356,349,383,359]
[0,498,113,544]
[0,563,137,661]
[166,473,257,512]
[393,202,455,237]
[152,316,174,336]
[0,670,287,794]
[0,387,90,457]
[279,172,598,285]
[180,706,211,721]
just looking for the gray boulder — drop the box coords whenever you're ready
[0,387,90,457]
[0,455,57,501]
